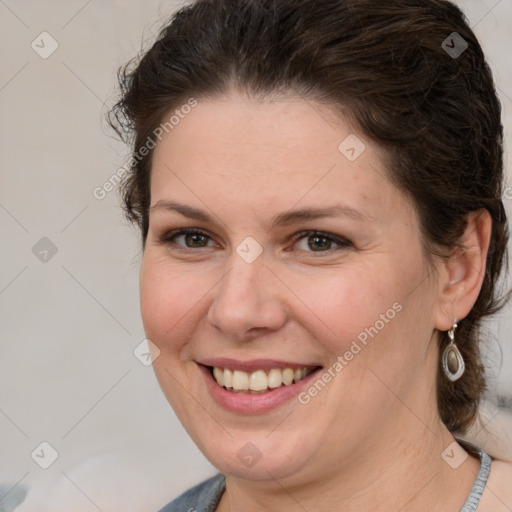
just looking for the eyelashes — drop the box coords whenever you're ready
[155,227,352,255]
[290,230,352,253]
[157,228,214,249]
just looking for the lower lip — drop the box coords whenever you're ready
[199,364,321,414]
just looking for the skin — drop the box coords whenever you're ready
[140,90,491,511]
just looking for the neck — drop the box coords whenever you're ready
[217,419,481,512]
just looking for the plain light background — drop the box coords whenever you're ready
[0,1,511,510]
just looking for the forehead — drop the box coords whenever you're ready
[149,93,408,225]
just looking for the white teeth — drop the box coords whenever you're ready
[223,368,233,388]
[213,367,224,387]
[232,370,249,391]
[212,366,314,392]
[268,368,283,388]
[249,370,268,391]
[282,368,294,386]
[294,368,303,382]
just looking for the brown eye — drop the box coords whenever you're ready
[180,232,210,248]
[158,229,215,249]
[293,231,351,253]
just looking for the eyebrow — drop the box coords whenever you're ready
[150,200,371,229]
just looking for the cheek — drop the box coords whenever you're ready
[139,256,206,353]
[286,262,403,356]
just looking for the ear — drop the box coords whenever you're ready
[433,209,492,331]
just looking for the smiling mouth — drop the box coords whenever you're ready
[208,366,320,394]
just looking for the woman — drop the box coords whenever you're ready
[108,0,512,510]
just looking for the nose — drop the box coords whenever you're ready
[207,255,288,342]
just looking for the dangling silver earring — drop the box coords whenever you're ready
[442,321,465,382]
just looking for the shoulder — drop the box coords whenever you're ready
[158,473,226,512]
[477,458,512,511]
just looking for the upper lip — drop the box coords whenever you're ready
[198,357,322,372]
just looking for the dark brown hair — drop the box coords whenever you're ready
[108,0,510,432]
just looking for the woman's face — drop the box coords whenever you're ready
[140,92,442,483]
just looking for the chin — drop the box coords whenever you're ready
[190,425,321,482]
